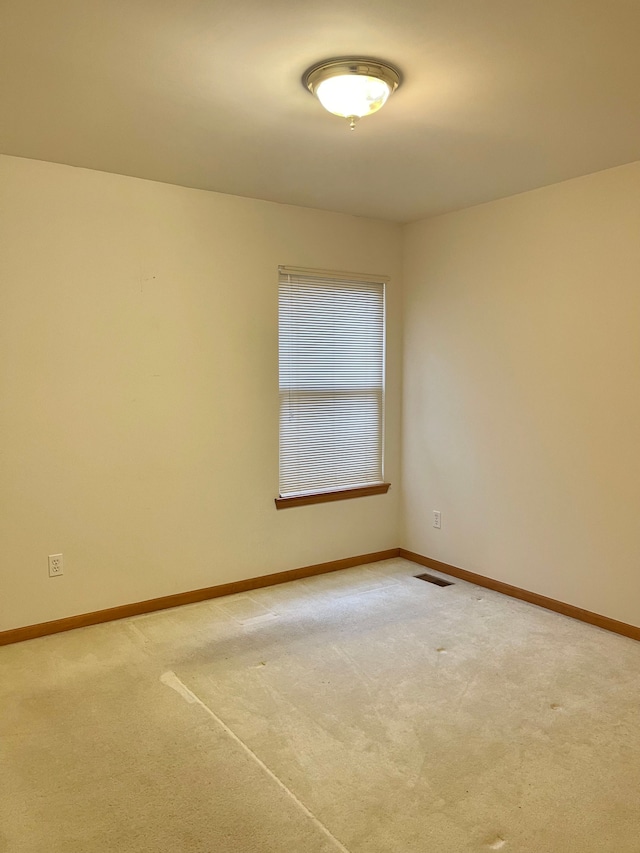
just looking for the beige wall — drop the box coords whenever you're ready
[0,155,402,632]
[402,161,640,627]
[6,150,640,635]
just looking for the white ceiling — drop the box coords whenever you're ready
[2,0,640,222]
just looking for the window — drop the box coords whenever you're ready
[276,266,389,508]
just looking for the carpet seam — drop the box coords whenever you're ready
[160,670,352,853]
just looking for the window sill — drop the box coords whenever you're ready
[275,482,390,509]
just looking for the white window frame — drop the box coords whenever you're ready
[276,265,390,509]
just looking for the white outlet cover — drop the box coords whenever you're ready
[48,554,64,577]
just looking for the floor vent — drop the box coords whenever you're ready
[414,573,454,588]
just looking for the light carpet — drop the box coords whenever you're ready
[1,558,639,852]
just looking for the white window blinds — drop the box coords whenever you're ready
[278,267,385,498]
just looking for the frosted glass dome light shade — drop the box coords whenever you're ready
[304,59,401,129]
[316,75,391,119]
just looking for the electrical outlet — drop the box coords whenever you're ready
[48,554,63,577]
[433,511,441,529]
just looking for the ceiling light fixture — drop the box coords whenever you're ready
[304,58,401,130]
